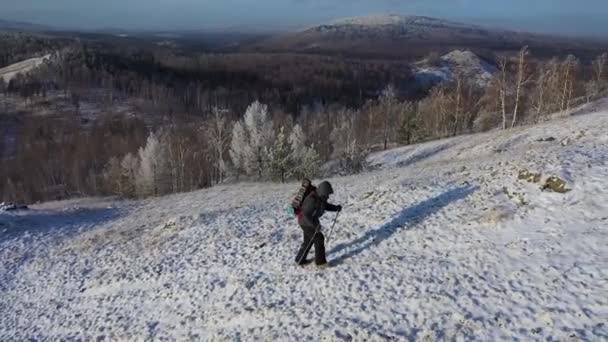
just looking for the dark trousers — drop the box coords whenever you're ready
[295,225,327,265]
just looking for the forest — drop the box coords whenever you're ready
[1,32,607,203]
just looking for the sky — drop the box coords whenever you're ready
[1,0,607,37]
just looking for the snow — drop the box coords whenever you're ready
[331,14,469,29]
[414,50,497,87]
[1,104,608,340]
[333,14,412,27]
[0,54,50,84]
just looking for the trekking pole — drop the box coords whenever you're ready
[296,212,340,265]
[325,211,341,247]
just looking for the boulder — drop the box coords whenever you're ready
[518,169,542,183]
[542,176,570,193]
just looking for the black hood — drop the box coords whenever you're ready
[317,181,334,198]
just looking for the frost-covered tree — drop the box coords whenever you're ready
[267,126,294,183]
[229,120,248,179]
[297,144,322,179]
[288,124,322,179]
[229,101,274,179]
[244,101,274,177]
[289,124,306,161]
[332,113,368,174]
[136,131,169,197]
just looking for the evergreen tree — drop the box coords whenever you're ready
[298,144,322,179]
[267,126,294,183]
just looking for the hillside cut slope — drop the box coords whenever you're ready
[1,103,607,340]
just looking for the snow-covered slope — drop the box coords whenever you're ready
[414,50,497,87]
[1,105,608,340]
[330,14,470,29]
[0,54,50,83]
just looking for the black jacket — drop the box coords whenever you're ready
[298,191,340,228]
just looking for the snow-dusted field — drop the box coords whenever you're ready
[1,107,607,340]
[413,50,496,87]
[0,54,50,83]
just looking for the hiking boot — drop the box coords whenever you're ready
[298,259,313,267]
[316,262,330,269]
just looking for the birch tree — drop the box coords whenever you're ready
[560,55,579,112]
[587,52,608,101]
[380,84,397,150]
[207,107,231,184]
[512,46,532,128]
[532,62,551,122]
[592,53,607,84]
[498,56,509,130]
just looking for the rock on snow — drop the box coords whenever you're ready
[1,106,607,340]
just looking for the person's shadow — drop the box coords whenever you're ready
[329,185,478,265]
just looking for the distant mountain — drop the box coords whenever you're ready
[248,14,608,60]
[0,19,55,32]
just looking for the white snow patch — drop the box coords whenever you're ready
[0,54,51,84]
[414,50,497,87]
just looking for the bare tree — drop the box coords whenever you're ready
[560,55,579,112]
[206,107,231,184]
[532,62,551,122]
[451,72,464,136]
[511,46,532,128]
[396,101,419,145]
[586,53,608,102]
[497,56,509,130]
[418,86,451,138]
[592,53,607,83]
[380,84,397,150]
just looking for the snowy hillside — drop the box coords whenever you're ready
[330,15,470,29]
[1,104,608,340]
[414,50,497,87]
[0,54,50,83]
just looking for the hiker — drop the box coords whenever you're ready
[295,181,342,268]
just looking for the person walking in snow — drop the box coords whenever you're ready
[295,181,342,268]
